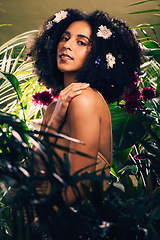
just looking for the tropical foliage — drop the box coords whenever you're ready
[0,1,160,239]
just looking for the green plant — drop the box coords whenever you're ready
[129,0,160,62]
[0,1,160,239]
[0,47,159,239]
[0,31,46,125]
[0,108,160,239]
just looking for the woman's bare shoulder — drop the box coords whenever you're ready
[69,87,99,108]
[69,87,109,113]
[67,87,103,123]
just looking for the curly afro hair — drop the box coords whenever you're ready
[28,8,142,103]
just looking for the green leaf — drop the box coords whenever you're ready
[0,30,37,53]
[132,23,160,29]
[147,50,160,63]
[118,165,138,175]
[113,147,132,164]
[0,72,22,101]
[119,173,136,199]
[128,0,157,7]
[110,104,154,151]
[137,34,160,40]
[0,24,12,28]
[64,153,71,173]
[128,9,160,14]
[142,41,160,62]
[110,160,119,178]
[142,40,160,49]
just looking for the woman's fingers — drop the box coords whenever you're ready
[60,82,90,103]
[52,82,90,126]
[62,82,90,95]
[65,90,82,102]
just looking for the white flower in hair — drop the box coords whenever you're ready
[46,20,54,30]
[96,25,112,39]
[131,29,138,36]
[53,10,68,23]
[106,53,116,68]
[46,11,68,30]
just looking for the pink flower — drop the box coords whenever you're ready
[141,87,156,102]
[122,74,156,114]
[134,73,139,82]
[32,90,58,109]
[123,84,141,102]
[124,100,142,114]
[133,154,147,161]
[123,76,142,114]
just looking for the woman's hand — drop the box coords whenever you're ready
[51,82,90,128]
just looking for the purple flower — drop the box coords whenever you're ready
[141,87,156,102]
[133,154,147,161]
[134,73,139,82]
[124,100,142,114]
[95,56,101,67]
[120,29,124,34]
[32,90,58,109]
[123,80,142,114]
[123,83,141,102]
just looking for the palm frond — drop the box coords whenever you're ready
[0,30,45,122]
[128,0,157,7]
[128,8,160,14]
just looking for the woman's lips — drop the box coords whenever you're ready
[60,53,73,61]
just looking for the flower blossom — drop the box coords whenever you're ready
[123,81,141,114]
[46,11,68,30]
[131,29,138,36]
[134,72,139,82]
[141,87,156,102]
[95,56,101,67]
[106,53,116,68]
[133,154,147,161]
[32,90,58,109]
[46,21,54,30]
[123,83,141,102]
[122,73,156,114]
[124,100,142,114]
[53,10,68,23]
[96,25,112,39]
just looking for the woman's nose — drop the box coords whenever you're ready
[63,39,73,50]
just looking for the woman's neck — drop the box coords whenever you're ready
[63,72,78,87]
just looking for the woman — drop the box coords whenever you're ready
[28,9,141,205]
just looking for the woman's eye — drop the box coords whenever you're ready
[77,41,86,46]
[61,36,69,42]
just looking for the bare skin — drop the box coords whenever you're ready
[37,21,112,205]
[42,87,112,204]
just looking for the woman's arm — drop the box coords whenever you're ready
[33,83,91,175]
[41,82,90,139]
[34,84,99,205]
[63,89,100,205]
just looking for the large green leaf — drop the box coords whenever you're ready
[0,30,37,54]
[128,0,157,7]
[142,40,159,48]
[142,40,160,63]
[0,30,45,122]
[128,9,160,14]
[133,23,160,29]
[0,72,22,101]
[110,104,154,151]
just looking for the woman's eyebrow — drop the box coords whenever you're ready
[63,31,70,35]
[77,34,90,42]
[63,31,90,42]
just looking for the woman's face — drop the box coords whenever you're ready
[57,21,92,74]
